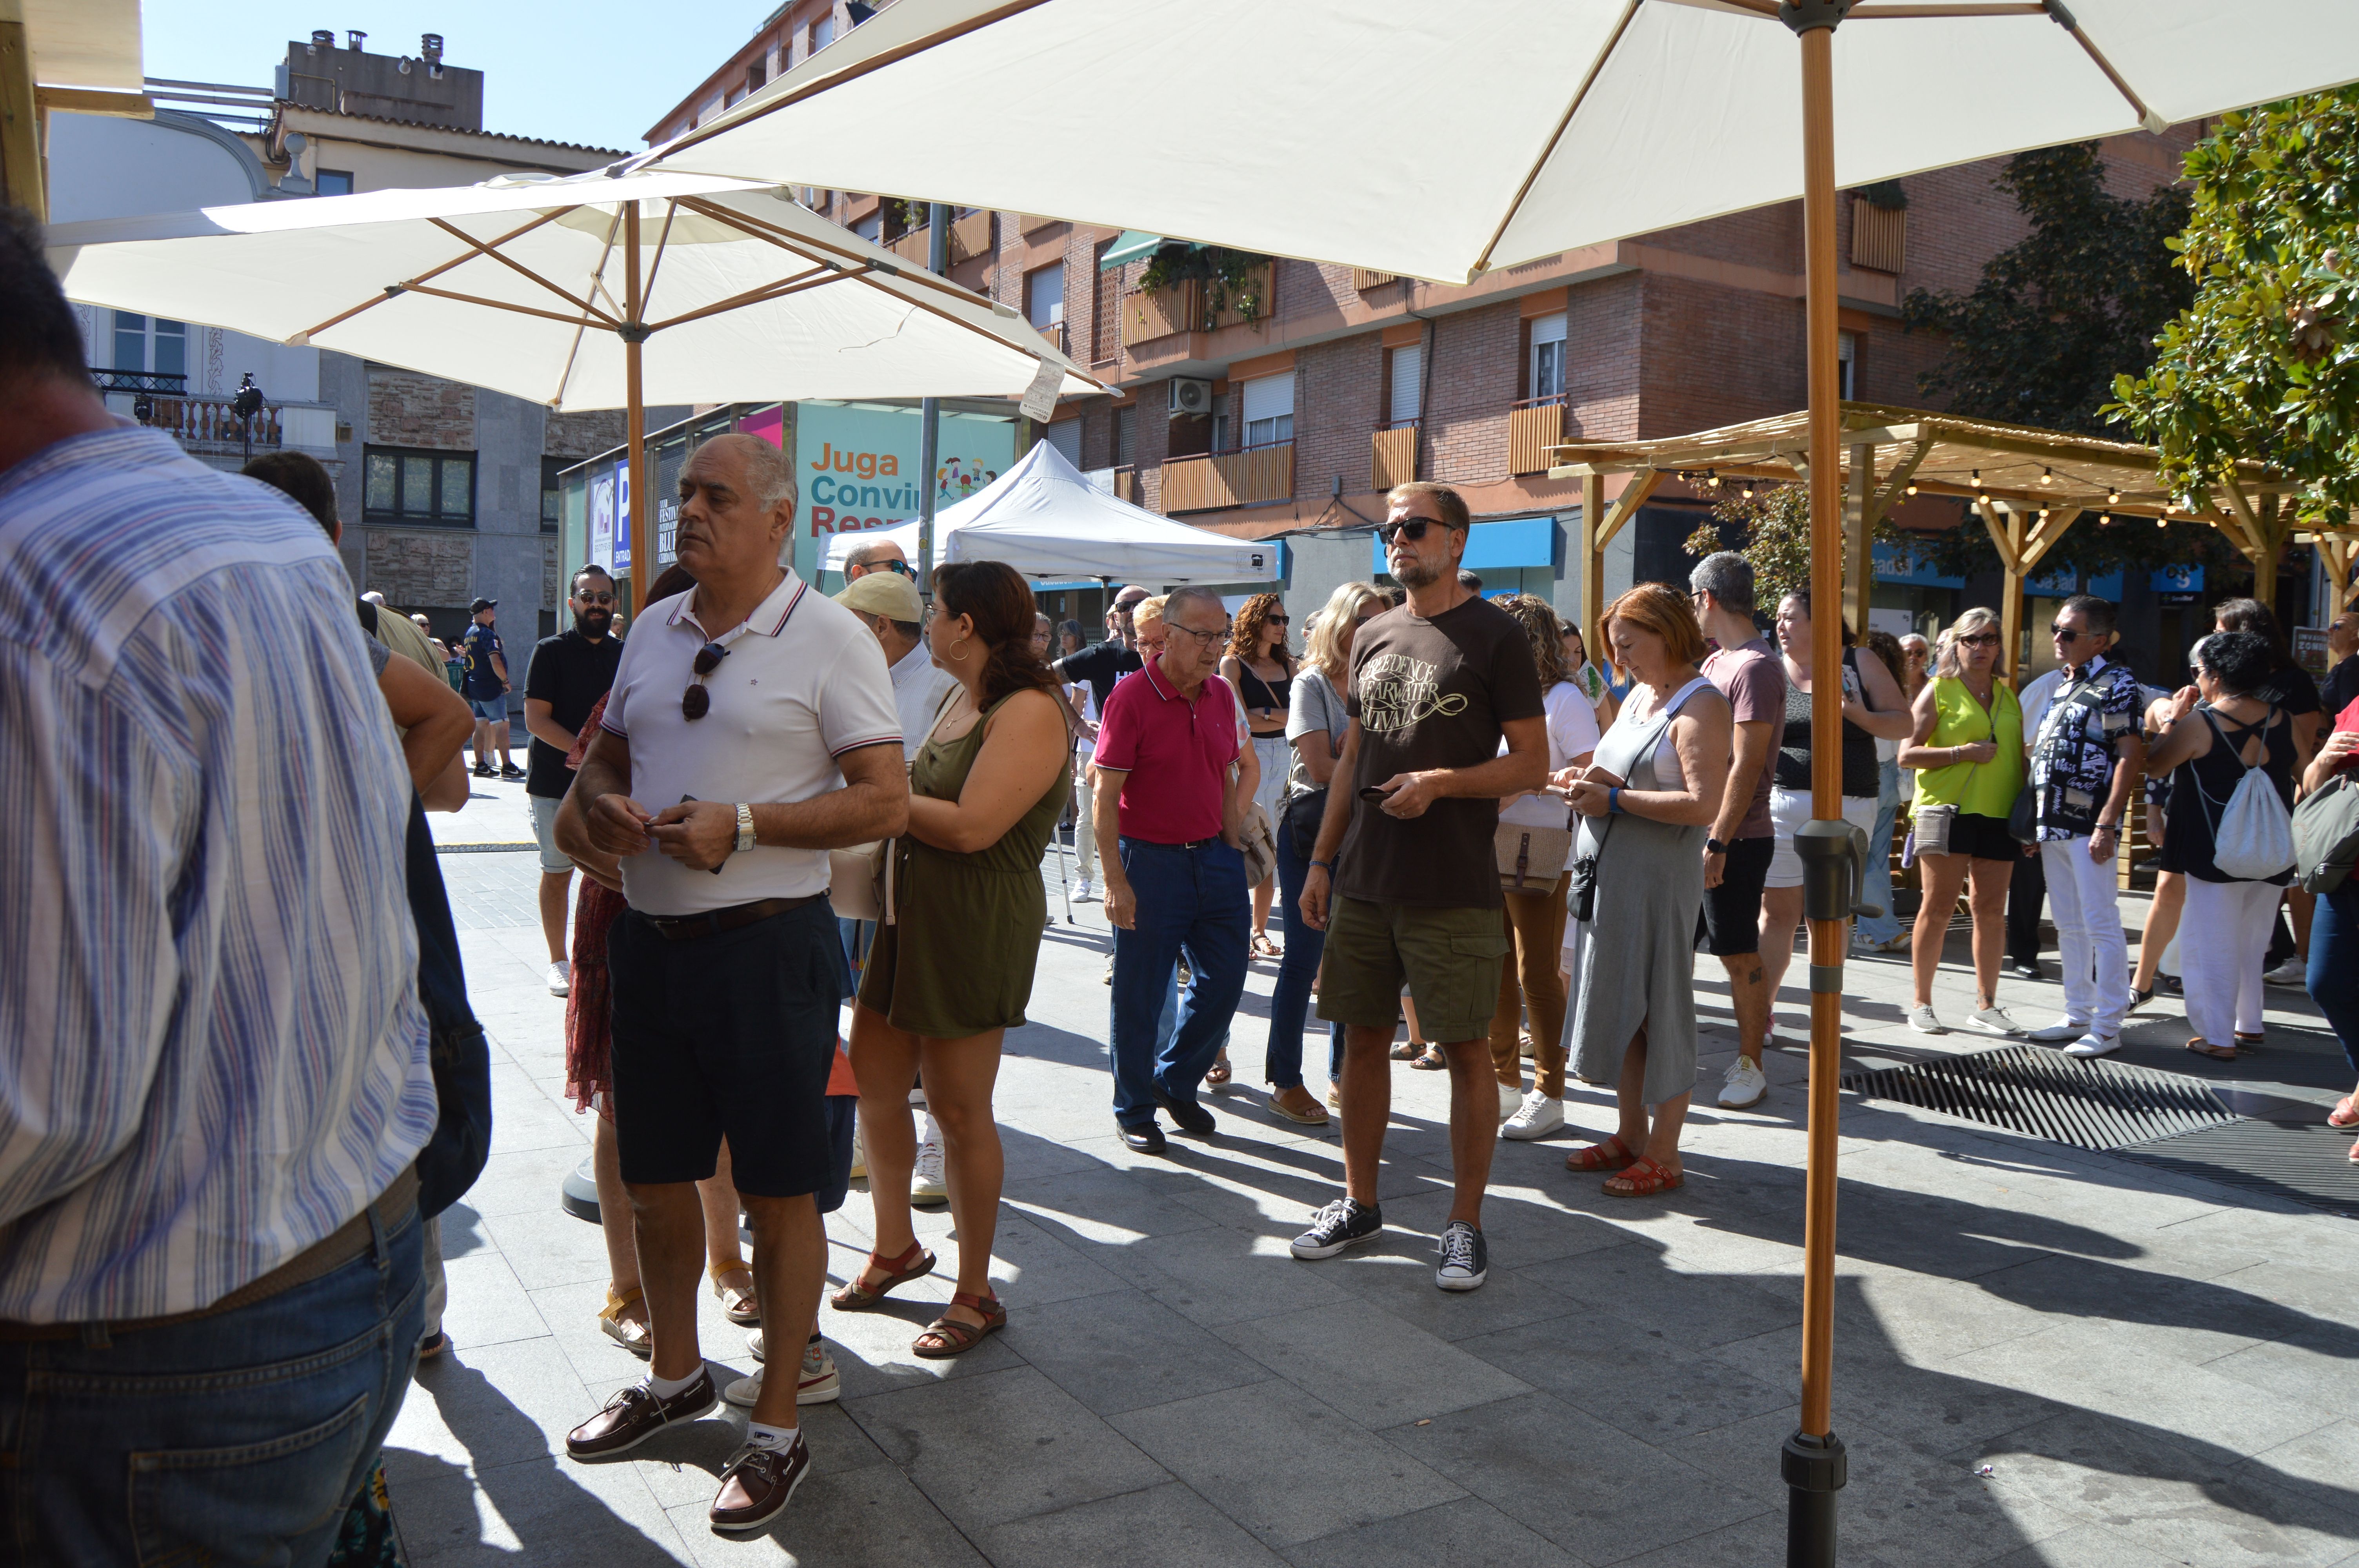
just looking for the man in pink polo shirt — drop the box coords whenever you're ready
[1090,586,1260,1153]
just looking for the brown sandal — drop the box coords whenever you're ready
[2185,1038,2238,1062]
[912,1291,1005,1359]
[598,1284,652,1357]
[1565,1134,1636,1172]
[829,1239,936,1312]
[1207,1055,1233,1086]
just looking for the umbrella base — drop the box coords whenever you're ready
[1782,1429,1846,1568]
[560,1153,601,1225]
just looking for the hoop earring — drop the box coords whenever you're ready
[948,637,971,663]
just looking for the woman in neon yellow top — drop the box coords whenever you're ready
[1897,606,2028,1037]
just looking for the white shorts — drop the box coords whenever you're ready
[1765,786,1879,889]
[528,793,572,877]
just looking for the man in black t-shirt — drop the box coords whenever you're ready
[522,565,624,996]
[1051,584,1150,714]
[1294,483,1547,1294]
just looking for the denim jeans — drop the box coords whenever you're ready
[1263,811,1339,1090]
[0,1183,424,1564]
[1855,758,1904,943]
[1110,837,1250,1126]
[2310,884,2359,1074]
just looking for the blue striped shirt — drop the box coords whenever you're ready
[0,426,434,1322]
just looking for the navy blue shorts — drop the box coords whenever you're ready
[816,1094,856,1215]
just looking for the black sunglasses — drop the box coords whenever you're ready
[2051,624,2091,643]
[878,560,917,579]
[1265,615,1290,625]
[1376,519,1440,544]
[681,641,729,720]
[577,591,617,606]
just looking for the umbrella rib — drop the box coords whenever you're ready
[2051,9,2166,132]
[290,205,582,342]
[398,282,620,329]
[654,0,1057,163]
[1470,0,1644,277]
[549,208,624,411]
[640,202,680,314]
[425,217,619,327]
[1848,4,2046,15]
[643,265,849,333]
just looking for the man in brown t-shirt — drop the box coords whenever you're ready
[1296,482,1547,1292]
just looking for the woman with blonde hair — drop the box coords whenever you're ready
[1263,581,1389,1121]
[1561,583,1730,1196]
[1896,606,2027,1036]
[1223,593,1298,960]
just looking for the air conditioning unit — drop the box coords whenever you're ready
[1168,377,1213,418]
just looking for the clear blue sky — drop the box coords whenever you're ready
[140,0,775,151]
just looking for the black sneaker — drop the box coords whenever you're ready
[1436,1220,1488,1292]
[500,762,527,780]
[1290,1197,1381,1259]
[472,764,496,778]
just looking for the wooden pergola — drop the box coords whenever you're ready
[1548,401,2358,676]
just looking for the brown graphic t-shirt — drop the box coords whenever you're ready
[1338,594,1546,910]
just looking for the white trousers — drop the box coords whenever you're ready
[1074,746,1097,882]
[2180,877,2279,1046]
[2039,836,2130,1035]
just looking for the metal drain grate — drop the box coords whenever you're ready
[2111,1119,2359,1216]
[1841,1045,2243,1151]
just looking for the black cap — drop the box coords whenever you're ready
[470,597,497,612]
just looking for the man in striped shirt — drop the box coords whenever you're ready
[0,208,434,1561]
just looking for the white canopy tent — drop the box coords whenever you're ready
[821,438,1277,583]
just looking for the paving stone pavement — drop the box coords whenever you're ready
[391,837,2359,1565]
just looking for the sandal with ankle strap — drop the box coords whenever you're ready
[912,1291,1006,1359]
[1604,1155,1683,1198]
[598,1284,652,1357]
[710,1262,760,1327]
[829,1239,936,1312]
[1565,1134,1635,1172]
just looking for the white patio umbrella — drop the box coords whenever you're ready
[45,165,1101,606]
[645,6,2359,1562]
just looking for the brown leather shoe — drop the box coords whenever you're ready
[565,1370,718,1460]
[709,1432,809,1533]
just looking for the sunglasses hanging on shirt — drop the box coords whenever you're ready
[682,641,730,720]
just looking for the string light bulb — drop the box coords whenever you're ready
[2157,515,2170,530]
[1969,469,1982,489]
[1905,481,1918,496]
[1706,469,1721,489]
[2039,466,2054,485]
[2107,489,2121,505]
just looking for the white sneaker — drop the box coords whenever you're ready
[1718,1054,1768,1110]
[1966,1004,2023,1037]
[2063,1031,2123,1058]
[1497,1082,1523,1120]
[912,1136,948,1206]
[547,960,571,997]
[2264,960,2308,987]
[1500,1091,1564,1140]
[725,1337,840,1408]
[1907,1004,1946,1034]
[1074,878,1096,902]
[2025,1016,2089,1044]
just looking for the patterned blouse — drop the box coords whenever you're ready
[2028,656,2143,840]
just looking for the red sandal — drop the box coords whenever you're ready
[1565,1134,1635,1172]
[829,1239,935,1312]
[912,1291,1005,1359]
[1604,1155,1683,1197]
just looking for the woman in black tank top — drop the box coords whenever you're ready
[1222,592,1299,968]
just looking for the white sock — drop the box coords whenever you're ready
[745,1420,799,1450]
[645,1367,703,1399]
[921,1114,942,1147]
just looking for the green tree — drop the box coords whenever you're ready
[1682,483,1908,613]
[2112,88,2359,528]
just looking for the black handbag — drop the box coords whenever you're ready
[2007,782,2039,844]
[1285,788,1327,860]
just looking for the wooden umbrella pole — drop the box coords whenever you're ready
[1787,10,1851,1568]
[623,203,651,614]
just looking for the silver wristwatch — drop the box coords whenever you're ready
[733,802,755,855]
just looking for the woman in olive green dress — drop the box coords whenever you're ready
[841,560,1072,1357]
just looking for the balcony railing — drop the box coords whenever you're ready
[1371,420,1418,491]
[1508,395,1567,477]
[147,396,284,454]
[1160,441,1293,513]
[1031,319,1068,355]
[1110,465,1137,503]
[1121,263,1276,347]
[1851,198,1906,274]
[95,367,189,394]
[1351,268,1398,291]
[888,208,995,268]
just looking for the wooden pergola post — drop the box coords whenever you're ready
[1844,441,1873,633]
[2315,532,2359,617]
[1581,471,1605,659]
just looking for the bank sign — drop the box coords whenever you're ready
[791,402,1016,580]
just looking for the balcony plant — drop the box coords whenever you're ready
[1139,243,1274,328]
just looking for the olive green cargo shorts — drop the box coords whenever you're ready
[1316,897,1511,1045]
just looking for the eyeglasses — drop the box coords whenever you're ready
[1265,615,1290,626]
[577,592,616,606]
[681,641,730,720]
[879,560,916,579]
[1376,518,1442,544]
[1167,621,1229,645]
[1957,632,2003,648]
[2050,624,2088,643]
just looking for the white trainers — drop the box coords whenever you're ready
[1500,1091,1564,1140]
[2264,960,2308,987]
[2026,1016,2089,1044]
[1074,878,1096,902]
[725,1337,840,1408]
[547,960,571,997]
[2063,1031,2123,1058]
[1497,1082,1523,1120]
[1718,1054,1767,1110]
[1907,1004,1946,1034]
[1966,1004,2023,1036]
[912,1136,948,1206]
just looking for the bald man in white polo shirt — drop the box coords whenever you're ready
[556,434,905,1533]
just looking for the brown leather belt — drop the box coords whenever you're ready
[0,1163,419,1343]
[634,893,824,941]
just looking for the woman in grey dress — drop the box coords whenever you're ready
[1561,583,1732,1197]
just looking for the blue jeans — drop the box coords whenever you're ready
[1110,837,1250,1126]
[1855,758,1904,943]
[0,1183,424,1564]
[1263,808,1339,1089]
[2310,884,2359,1074]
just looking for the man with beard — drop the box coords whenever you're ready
[525,565,626,996]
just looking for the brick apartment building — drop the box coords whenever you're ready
[653,5,2226,670]
[50,33,669,656]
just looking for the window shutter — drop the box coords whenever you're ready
[1387,344,1422,425]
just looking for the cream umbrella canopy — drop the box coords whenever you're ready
[649,6,2359,1564]
[45,165,1101,606]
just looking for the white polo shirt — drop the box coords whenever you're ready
[600,569,902,915]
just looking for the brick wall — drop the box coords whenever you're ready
[1294,332,1382,501]
[367,370,475,449]
[1565,271,1642,443]
[545,409,625,461]
[365,529,472,607]
[1422,300,1521,487]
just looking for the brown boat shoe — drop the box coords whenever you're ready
[565,1368,718,1460]
[710,1430,809,1534]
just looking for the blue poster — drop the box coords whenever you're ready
[613,459,632,575]
[791,401,1017,581]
